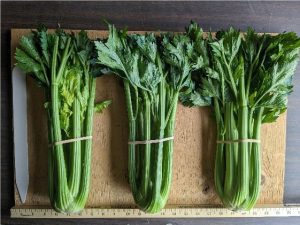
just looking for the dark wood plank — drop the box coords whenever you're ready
[2,1,300,224]
[2,214,300,225]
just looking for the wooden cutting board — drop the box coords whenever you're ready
[11,29,286,209]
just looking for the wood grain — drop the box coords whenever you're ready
[11,29,286,208]
[2,1,300,225]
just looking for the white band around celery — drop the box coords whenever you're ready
[128,136,174,145]
[50,136,93,147]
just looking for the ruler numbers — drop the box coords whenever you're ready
[11,206,300,218]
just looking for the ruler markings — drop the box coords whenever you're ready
[11,206,300,218]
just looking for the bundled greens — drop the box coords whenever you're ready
[182,23,300,210]
[14,22,299,213]
[94,24,203,213]
[15,27,110,213]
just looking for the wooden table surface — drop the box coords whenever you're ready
[2,1,300,224]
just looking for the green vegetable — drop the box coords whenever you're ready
[15,27,110,213]
[182,22,300,210]
[95,24,202,213]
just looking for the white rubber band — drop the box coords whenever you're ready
[128,136,174,145]
[50,136,93,147]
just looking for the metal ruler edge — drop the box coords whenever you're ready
[10,205,300,218]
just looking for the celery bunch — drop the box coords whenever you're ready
[182,23,300,210]
[95,24,202,213]
[15,27,110,213]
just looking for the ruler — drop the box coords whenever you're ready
[10,205,300,218]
